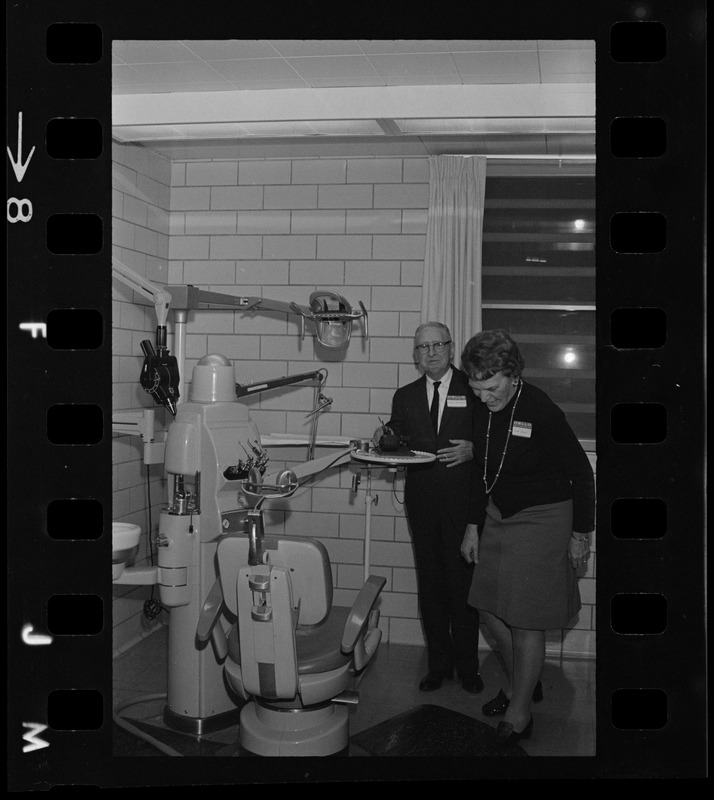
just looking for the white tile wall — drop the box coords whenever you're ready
[112,152,596,659]
[112,141,173,653]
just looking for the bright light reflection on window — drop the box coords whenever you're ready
[563,350,578,365]
[574,219,586,230]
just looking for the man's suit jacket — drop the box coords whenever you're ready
[387,366,478,531]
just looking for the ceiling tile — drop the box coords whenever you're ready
[113,64,148,85]
[111,38,596,159]
[113,82,236,95]
[460,74,540,85]
[269,40,366,57]
[181,40,281,60]
[537,40,595,50]
[366,53,460,78]
[113,40,199,64]
[382,76,463,86]
[308,76,387,88]
[225,79,311,90]
[539,49,596,76]
[130,61,230,84]
[286,55,382,81]
[448,40,538,52]
[452,50,540,78]
[357,40,451,54]
[207,57,302,81]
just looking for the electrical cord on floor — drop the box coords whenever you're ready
[113,694,184,757]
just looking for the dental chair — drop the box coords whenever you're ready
[199,482,386,757]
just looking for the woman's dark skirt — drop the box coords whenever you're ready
[468,498,581,630]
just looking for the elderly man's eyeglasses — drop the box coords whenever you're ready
[415,340,451,354]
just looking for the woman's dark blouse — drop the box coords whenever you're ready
[471,380,595,533]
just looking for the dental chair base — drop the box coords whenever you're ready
[238,701,349,757]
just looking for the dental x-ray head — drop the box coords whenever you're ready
[139,339,180,416]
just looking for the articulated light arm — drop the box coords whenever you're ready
[168,285,368,351]
[112,257,172,330]
[112,260,368,350]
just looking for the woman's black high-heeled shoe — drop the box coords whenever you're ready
[481,682,543,716]
[482,689,510,716]
[494,715,534,746]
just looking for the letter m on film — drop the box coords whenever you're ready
[22,722,49,753]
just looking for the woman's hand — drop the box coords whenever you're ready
[437,438,474,467]
[461,524,480,564]
[569,533,591,569]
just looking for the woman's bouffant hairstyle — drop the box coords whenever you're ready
[461,329,525,381]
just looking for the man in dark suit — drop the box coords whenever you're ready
[382,322,483,694]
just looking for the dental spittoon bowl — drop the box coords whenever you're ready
[112,522,141,579]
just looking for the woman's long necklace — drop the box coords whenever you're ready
[483,379,523,494]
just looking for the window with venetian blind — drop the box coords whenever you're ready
[481,162,596,446]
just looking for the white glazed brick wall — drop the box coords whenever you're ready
[112,152,597,660]
[112,141,172,655]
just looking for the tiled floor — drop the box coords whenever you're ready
[113,624,595,759]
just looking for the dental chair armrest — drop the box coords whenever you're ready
[196,577,228,660]
[341,575,386,671]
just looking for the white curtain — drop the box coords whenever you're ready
[420,155,487,356]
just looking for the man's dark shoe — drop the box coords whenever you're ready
[418,670,452,691]
[460,673,484,694]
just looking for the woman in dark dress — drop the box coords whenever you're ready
[460,329,595,746]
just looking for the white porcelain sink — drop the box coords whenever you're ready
[113,522,141,551]
[112,522,141,579]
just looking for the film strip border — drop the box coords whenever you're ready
[6,3,707,786]
[598,14,706,772]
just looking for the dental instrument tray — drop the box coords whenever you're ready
[352,449,436,465]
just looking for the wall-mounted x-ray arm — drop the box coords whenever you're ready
[112,258,367,416]
[112,258,181,415]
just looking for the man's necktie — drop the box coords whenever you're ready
[430,381,441,432]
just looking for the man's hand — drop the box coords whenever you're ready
[436,438,473,467]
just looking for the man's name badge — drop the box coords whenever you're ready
[447,395,467,407]
[512,421,532,438]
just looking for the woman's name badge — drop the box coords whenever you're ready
[512,421,532,438]
[447,395,466,407]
